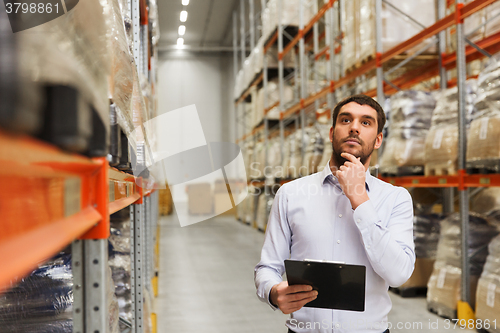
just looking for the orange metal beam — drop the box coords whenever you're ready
[109,193,142,214]
[264,101,280,114]
[264,32,278,54]
[0,207,101,292]
[379,175,459,188]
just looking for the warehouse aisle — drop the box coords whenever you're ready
[155,214,474,333]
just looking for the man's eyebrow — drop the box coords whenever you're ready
[338,112,376,122]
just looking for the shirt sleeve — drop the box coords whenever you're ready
[352,187,415,287]
[254,186,291,310]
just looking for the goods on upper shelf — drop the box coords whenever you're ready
[475,234,500,332]
[379,90,436,174]
[467,52,500,170]
[424,80,477,176]
[254,79,294,127]
[343,0,436,72]
[0,251,119,333]
[427,212,499,319]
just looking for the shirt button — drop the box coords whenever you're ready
[357,219,361,223]
[337,240,341,244]
[335,323,340,329]
[367,245,371,249]
[339,214,342,218]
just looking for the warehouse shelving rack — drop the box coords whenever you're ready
[0,0,159,332]
[233,0,500,323]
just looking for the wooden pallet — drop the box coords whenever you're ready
[345,55,375,75]
[427,302,457,321]
[466,159,500,174]
[380,165,424,177]
[425,163,457,176]
[390,286,427,298]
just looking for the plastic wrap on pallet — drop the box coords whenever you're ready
[0,252,119,333]
[256,192,275,231]
[318,124,332,171]
[256,79,294,123]
[252,141,265,179]
[281,135,292,178]
[148,0,160,46]
[476,235,500,331]
[424,80,477,175]
[467,52,500,164]
[262,0,315,43]
[287,129,306,178]
[302,126,324,175]
[427,213,499,317]
[17,0,111,134]
[245,186,260,224]
[109,210,132,326]
[106,0,135,141]
[413,214,441,259]
[243,142,254,181]
[342,0,358,71]
[266,137,283,179]
[379,91,436,171]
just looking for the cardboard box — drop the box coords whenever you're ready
[476,277,500,332]
[187,183,213,215]
[401,258,435,288]
[214,192,234,216]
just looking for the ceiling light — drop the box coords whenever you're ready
[180,10,188,22]
[178,25,186,36]
[177,37,184,46]
[182,0,189,5]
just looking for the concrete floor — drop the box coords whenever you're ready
[155,214,474,333]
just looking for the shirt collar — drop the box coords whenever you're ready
[320,160,372,192]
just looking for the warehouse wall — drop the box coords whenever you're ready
[157,52,236,203]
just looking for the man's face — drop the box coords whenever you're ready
[329,102,383,166]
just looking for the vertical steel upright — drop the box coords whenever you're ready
[329,0,336,105]
[299,0,306,164]
[338,0,346,100]
[375,0,385,106]
[278,0,285,164]
[240,0,246,145]
[131,202,145,333]
[233,12,239,143]
[325,2,333,110]
[455,0,471,307]
[263,0,269,179]
[132,0,140,72]
[250,0,255,51]
[313,1,319,112]
[438,0,455,215]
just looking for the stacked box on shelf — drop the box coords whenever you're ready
[467,52,500,170]
[424,80,477,176]
[255,79,294,127]
[426,212,499,319]
[379,90,436,175]
[159,184,173,216]
[342,0,436,72]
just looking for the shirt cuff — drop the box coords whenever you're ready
[265,282,279,311]
[352,199,381,232]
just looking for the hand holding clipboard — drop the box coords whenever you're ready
[284,259,366,311]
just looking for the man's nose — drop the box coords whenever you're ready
[349,120,360,134]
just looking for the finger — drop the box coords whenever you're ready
[339,165,348,172]
[342,161,355,168]
[288,290,318,302]
[341,152,361,165]
[286,284,313,294]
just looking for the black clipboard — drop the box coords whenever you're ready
[284,259,366,311]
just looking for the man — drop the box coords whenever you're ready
[254,95,415,333]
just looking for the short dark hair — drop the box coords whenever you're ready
[332,94,386,134]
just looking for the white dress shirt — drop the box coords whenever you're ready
[254,162,415,333]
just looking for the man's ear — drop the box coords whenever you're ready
[329,126,334,143]
[374,132,383,149]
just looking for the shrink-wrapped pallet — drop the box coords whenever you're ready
[255,79,294,124]
[424,80,477,176]
[266,137,283,179]
[467,53,500,166]
[256,192,271,231]
[414,214,441,260]
[303,126,324,175]
[262,0,315,43]
[476,235,500,331]
[318,124,333,171]
[345,0,436,70]
[16,0,112,139]
[252,141,265,179]
[246,186,260,225]
[281,135,292,178]
[287,129,308,178]
[109,209,133,329]
[427,213,499,318]
[379,91,436,172]
[0,252,119,333]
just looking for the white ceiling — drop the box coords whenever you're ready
[158,0,264,51]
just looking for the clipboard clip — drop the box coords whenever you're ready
[304,259,346,264]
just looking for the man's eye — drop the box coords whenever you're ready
[362,121,370,125]
[342,118,350,123]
